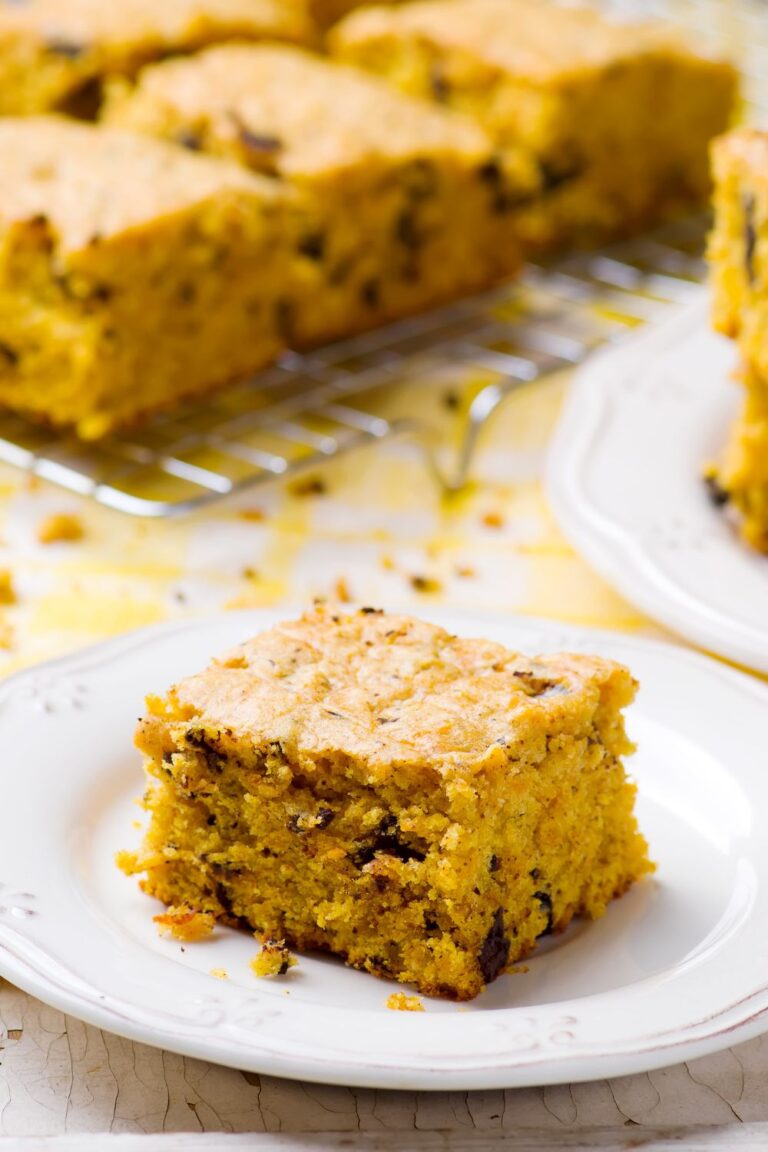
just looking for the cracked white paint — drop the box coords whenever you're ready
[3,978,768,1146]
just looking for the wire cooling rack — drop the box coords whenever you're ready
[0,216,708,518]
[0,0,761,518]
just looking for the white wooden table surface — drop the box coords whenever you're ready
[4,974,768,1149]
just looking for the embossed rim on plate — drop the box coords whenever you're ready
[1,609,768,1090]
[547,294,768,673]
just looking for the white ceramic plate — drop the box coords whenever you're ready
[547,293,768,673]
[1,609,768,1090]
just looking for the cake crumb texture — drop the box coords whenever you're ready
[251,937,298,977]
[387,992,425,1011]
[154,904,216,942]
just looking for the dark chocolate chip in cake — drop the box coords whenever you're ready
[478,908,510,983]
[360,279,381,309]
[533,890,554,937]
[45,39,88,58]
[298,232,326,261]
[744,193,757,285]
[175,129,203,152]
[429,63,450,103]
[0,342,19,367]
[353,814,426,867]
[539,159,583,194]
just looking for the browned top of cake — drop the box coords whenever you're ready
[152,607,636,776]
[332,0,720,83]
[0,0,311,52]
[0,117,282,254]
[104,44,492,179]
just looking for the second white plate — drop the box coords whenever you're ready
[547,294,768,672]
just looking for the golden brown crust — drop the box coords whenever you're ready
[0,116,280,254]
[146,605,637,779]
[104,43,492,180]
[332,0,719,85]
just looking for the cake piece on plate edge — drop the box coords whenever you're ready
[707,129,768,553]
[119,606,653,1001]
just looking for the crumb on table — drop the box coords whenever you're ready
[0,568,16,605]
[210,968,229,980]
[37,513,84,545]
[153,905,215,942]
[0,621,13,650]
[334,576,352,603]
[250,936,297,978]
[288,475,327,498]
[409,574,442,594]
[481,510,505,529]
[387,992,425,1012]
[238,507,266,522]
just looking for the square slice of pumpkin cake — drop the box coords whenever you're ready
[120,607,652,1000]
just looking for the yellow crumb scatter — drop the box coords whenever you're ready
[250,937,297,978]
[37,513,84,544]
[0,622,13,650]
[288,475,327,498]
[409,574,442,594]
[210,968,229,980]
[0,569,16,605]
[387,992,425,1012]
[154,905,215,942]
[333,576,352,603]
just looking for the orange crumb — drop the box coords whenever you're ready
[37,513,84,544]
[409,575,442,595]
[482,511,505,529]
[154,905,215,943]
[251,936,297,978]
[288,475,327,498]
[238,508,266,522]
[334,576,352,603]
[242,567,260,581]
[0,569,16,605]
[387,992,424,1012]
[455,565,476,579]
